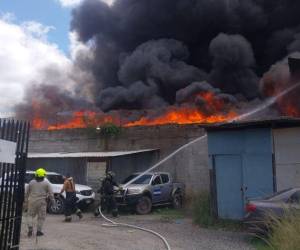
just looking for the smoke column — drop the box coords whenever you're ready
[15,0,300,120]
[67,0,300,113]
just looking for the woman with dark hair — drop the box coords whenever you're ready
[60,173,82,222]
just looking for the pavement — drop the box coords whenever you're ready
[20,213,254,250]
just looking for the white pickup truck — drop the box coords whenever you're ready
[25,171,95,214]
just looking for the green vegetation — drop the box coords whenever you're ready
[86,122,122,137]
[192,192,244,231]
[250,238,271,250]
[100,123,122,137]
[153,207,185,222]
[249,209,300,250]
[265,210,300,250]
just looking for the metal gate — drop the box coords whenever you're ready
[0,119,30,250]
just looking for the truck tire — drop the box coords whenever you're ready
[172,192,183,209]
[48,195,65,214]
[136,196,152,215]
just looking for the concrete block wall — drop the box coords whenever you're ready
[157,136,209,194]
[29,125,209,193]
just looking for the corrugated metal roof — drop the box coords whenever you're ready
[204,117,300,131]
[28,149,158,159]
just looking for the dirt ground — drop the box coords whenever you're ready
[20,213,254,250]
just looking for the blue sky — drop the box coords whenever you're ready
[0,0,71,53]
[0,0,113,116]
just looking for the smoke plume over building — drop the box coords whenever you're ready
[15,0,300,129]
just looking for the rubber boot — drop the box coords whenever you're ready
[36,231,44,237]
[27,227,33,237]
[94,208,100,217]
[112,209,118,218]
[65,216,72,222]
[76,209,83,219]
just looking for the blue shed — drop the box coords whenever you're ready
[205,119,300,220]
[206,118,300,220]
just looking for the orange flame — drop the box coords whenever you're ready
[261,69,300,118]
[30,91,237,130]
[124,106,236,127]
[279,104,300,117]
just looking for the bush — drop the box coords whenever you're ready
[250,238,271,250]
[264,210,300,250]
[192,192,215,227]
[100,123,121,137]
[192,192,244,230]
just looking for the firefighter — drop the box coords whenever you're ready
[101,171,119,217]
[25,168,54,237]
[60,174,83,222]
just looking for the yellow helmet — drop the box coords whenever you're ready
[35,168,47,178]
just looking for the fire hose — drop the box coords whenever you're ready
[97,205,171,250]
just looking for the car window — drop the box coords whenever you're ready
[47,175,64,184]
[267,188,294,201]
[152,176,162,186]
[25,173,34,184]
[160,174,169,184]
[289,191,300,203]
[122,174,152,185]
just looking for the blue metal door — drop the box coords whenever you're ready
[215,155,244,220]
[243,154,274,200]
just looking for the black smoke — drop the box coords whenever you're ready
[68,0,300,112]
[15,84,91,121]
[209,33,259,99]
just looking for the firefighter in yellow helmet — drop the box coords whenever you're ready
[25,168,54,237]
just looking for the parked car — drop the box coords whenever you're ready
[24,171,95,214]
[244,188,300,234]
[115,172,184,215]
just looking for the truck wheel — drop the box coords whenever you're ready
[48,195,65,214]
[172,192,183,209]
[136,196,152,215]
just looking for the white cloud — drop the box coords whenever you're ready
[0,16,73,117]
[0,12,15,22]
[22,21,55,41]
[57,0,114,7]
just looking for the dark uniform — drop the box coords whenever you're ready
[100,173,119,217]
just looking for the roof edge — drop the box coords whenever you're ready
[204,117,300,131]
[28,149,159,159]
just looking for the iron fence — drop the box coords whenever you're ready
[0,119,30,250]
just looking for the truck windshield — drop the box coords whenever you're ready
[122,174,152,185]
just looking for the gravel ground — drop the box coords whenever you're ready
[20,213,254,250]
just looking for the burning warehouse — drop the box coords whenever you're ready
[12,0,300,216]
[4,0,300,249]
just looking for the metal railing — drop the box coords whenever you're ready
[0,119,30,250]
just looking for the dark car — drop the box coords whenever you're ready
[244,188,300,234]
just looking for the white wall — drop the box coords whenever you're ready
[273,127,300,190]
